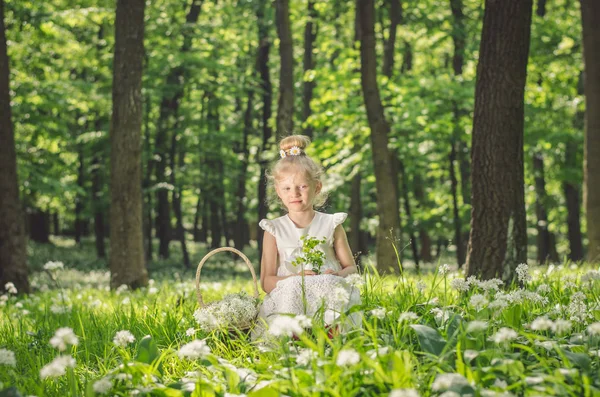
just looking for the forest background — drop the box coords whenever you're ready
[0,0,594,288]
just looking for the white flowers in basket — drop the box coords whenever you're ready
[193,291,260,332]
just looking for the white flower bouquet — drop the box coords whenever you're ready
[193,291,260,332]
[195,247,261,332]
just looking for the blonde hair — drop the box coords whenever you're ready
[267,135,327,208]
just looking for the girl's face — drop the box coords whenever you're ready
[275,170,321,212]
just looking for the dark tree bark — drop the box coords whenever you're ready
[465,0,532,281]
[537,0,547,17]
[564,139,584,261]
[533,152,558,263]
[257,0,273,259]
[302,0,316,139]
[358,0,402,274]
[170,127,190,268]
[382,0,401,77]
[413,173,433,262]
[449,139,465,266]
[0,0,29,293]
[401,40,412,73]
[29,208,50,244]
[154,0,203,259]
[109,0,148,289]
[349,172,367,257]
[74,143,85,244]
[234,90,253,250]
[52,213,60,236]
[581,0,600,262]
[143,90,153,261]
[398,160,420,269]
[275,0,294,137]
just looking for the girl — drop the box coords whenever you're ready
[254,135,362,338]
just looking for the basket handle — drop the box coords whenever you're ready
[195,247,259,307]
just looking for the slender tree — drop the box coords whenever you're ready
[0,0,29,294]
[581,0,600,262]
[465,0,533,280]
[302,0,316,139]
[275,0,294,137]
[358,0,401,274]
[109,0,148,289]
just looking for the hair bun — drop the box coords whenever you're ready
[279,135,311,151]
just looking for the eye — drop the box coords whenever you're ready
[300,185,308,190]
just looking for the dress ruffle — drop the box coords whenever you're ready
[258,219,276,236]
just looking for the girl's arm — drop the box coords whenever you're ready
[328,225,358,277]
[260,231,316,293]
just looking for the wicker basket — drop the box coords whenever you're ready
[195,247,260,331]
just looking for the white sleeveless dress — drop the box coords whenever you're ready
[254,211,362,337]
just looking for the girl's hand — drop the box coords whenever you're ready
[323,269,338,276]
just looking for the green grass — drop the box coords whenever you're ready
[2,239,600,396]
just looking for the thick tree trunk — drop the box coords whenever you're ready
[275,0,294,137]
[0,0,29,293]
[465,0,532,281]
[302,0,316,139]
[358,0,401,274]
[143,91,153,261]
[581,0,600,262]
[564,139,584,261]
[382,0,401,77]
[257,0,273,259]
[109,0,148,289]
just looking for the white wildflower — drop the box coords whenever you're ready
[115,284,129,294]
[296,348,317,366]
[295,314,312,328]
[587,322,600,336]
[478,278,504,292]
[40,355,76,379]
[431,373,470,392]
[367,346,390,359]
[389,389,419,397]
[490,327,519,345]
[268,316,303,338]
[49,328,79,352]
[336,348,360,366]
[416,281,427,292]
[493,378,508,388]
[0,349,16,366]
[399,312,419,323]
[178,339,211,360]
[332,286,350,306]
[552,319,572,335]
[431,308,452,326]
[93,377,113,394]
[530,317,554,332]
[536,284,551,294]
[534,340,556,350]
[148,287,159,295]
[113,330,135,347]
[438,264,450,275]
[525,376,544,385]
[43,261,64,271]
[466,321,488,334]
[323,309,340,325]
[582,270,600,283]
[4,282,17,295]
[450,278,469,292]
[469,294,488,311]
[185,328,196,337]
[370,307,388,319]
[515,263,531,283]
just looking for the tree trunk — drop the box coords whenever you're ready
[382,0,401,77]
[91,153,106,258]
[349,171,366,257]
[193,194,202,242]
[302,0,316,139]
[0,0,29,293]
[74,144,86,244]
[154,0,203,260]
[413,173,433,262]
[52,213,60,236]
[109,0,148,289]
[257,0,273,259]
[537,0,547,17]
[275,0,294,137]
[581,0,600,262]
[234,90,253,250]
[533,152,558,263]
[29,208,50,244]
[358,0,401,274]
[465,0,532,281]
[170,128,190,268]
[564,141,584,262]
[143,90,153,261]
[398,160,420,269]
[401,40,412,73]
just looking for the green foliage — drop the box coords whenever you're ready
[291,235,328,274]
